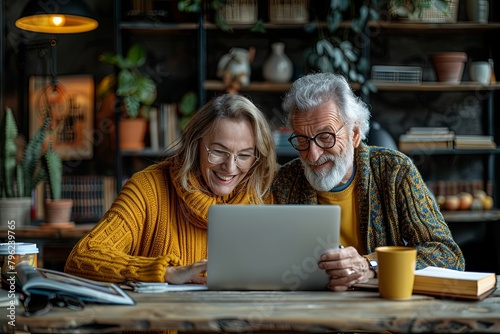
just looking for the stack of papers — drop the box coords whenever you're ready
[126,282,208,293]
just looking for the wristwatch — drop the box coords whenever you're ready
[366,258,378,277]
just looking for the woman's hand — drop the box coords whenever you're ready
[318,246,373,291]
[164,259,207,284]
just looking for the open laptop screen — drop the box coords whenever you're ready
[206,204,341,291]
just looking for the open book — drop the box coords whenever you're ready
[16,265,135,306]
[413,266,497,300]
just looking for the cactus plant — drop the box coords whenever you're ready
[43,142,63,200]
[0,107,50,198]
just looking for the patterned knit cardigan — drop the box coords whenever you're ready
[271,143,465,271]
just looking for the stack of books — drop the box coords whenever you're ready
[149,104,180,151]
[454,135,497,150]
[36,175,117,222]
[398,127,455,153]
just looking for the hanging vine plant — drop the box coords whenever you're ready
[304,0,386,95]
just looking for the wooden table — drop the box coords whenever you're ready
[5,278,500,334]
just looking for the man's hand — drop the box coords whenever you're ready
[318,246,373,291]
[164,259,207,284]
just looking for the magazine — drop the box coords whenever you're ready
[16,264,135,306]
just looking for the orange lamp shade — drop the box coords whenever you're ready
[15,0,98,34]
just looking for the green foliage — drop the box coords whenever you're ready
[0,108,50,198]
[390,0,452,19]
[0,108,19,197]
[43,143,62,200]
[177,0,265,33]
[21,117,50,197]
[178,91,198,131]
[306,1,384,95]
[99,44,157,119]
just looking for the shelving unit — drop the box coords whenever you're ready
[112,2,499,213]
[367,20,500,212]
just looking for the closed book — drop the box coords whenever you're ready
[455,142,496,150]
[407,127,451,135]
[399,141,453,152]
[455,135,494,143]
[399,133,455,142]
[413,266,497,300]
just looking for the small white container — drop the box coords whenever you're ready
[470,61,491,85]
[0,242,39,289]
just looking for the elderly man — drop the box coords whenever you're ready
[272,72,464,292]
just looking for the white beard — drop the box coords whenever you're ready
[301,141,355,191]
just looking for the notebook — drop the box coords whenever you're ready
[206,204,341,291]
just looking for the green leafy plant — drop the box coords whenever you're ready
[389,0,452,19]
[43,143,63,201]
[99,44,157,119]
[0,108,50,198]
[305,1,385,95]
[178,91,198,131]
[177,0,265,33]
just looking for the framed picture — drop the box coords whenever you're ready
[29,75,94,160]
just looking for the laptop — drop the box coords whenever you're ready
[206,204,341,291]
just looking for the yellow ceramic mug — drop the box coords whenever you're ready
[375,246,417,300]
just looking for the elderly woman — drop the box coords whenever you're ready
[65,94,277,284]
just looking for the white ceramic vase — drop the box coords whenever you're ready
[263,42,293,83]
[466,0,489,23]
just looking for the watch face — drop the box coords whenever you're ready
[369,260,378,270]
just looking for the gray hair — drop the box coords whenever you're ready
[282,72,371,140]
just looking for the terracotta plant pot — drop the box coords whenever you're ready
[119,118,148,150]
[432,52,467,83]
[43,199,74,229]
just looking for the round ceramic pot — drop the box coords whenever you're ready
[431,52,467,83]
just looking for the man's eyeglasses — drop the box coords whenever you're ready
[288,125,345,151]
[204,142,259,170]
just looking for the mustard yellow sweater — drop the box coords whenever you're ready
[64,161,258,283]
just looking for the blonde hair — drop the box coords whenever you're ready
[169,94,276,202]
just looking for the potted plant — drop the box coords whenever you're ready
[305,1,382,95]
[0,108,50,227]
[305,1,455,95]
[178,91,198,131]
[41,143,74,228]
[389,0,455,21]
[99,43,157,150]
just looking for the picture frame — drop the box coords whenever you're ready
[29,75,95,160]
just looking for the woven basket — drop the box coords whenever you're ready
[219,0,257,24]
[269,0,309,24]
[419,0,459,23]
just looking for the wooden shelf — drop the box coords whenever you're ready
[205,80,500,93]
[371,21,500,32]
[374,82,500,91]
[442,210,500,223]
[120,148,167,158]
[204,80,292,92]
[401,148,500,155]
[202,21,500,31]
[120,22,199,31]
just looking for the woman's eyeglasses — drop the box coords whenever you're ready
[204,143,259,170]
[288,125,345,151]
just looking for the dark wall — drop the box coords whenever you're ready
[2,0,115,175]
